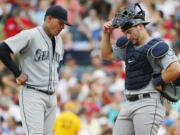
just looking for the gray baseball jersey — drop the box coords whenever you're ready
[4,26,64,135]
[112,39,179,135]
[112,42,178,95]
[5,26,64,92]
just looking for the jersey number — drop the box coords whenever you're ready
[60,119,72,129]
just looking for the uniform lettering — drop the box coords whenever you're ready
[54,52,61,63]
[34,49,61,63]
[34,49,49,62]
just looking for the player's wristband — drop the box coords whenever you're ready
[153,75,165,86]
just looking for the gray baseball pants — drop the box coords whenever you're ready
[19,87,57,135]
[113,93,165,135]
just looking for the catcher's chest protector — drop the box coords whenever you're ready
[125,38,162,90]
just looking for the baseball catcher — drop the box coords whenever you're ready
[112,3,180,102]
[101,2,180,135]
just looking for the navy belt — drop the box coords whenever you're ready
[126,93,151,101]
[26,85,54,95]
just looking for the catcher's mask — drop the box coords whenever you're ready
[112,3,149,32]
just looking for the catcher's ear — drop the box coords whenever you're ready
[136,24,144,30]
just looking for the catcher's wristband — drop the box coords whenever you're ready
[153,75,165,86]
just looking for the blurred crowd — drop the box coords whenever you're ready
[0,0,180,135]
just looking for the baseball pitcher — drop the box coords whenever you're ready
[0,5,71,135]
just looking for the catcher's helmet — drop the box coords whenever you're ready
[112,3,149,31]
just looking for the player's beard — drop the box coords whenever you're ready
[132,32,141,46]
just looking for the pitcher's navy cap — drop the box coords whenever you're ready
[45,5,72,26]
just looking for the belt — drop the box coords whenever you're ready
[126,93,151,101]
[26,85,54,95]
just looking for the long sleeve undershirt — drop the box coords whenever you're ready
[0,42,21,77]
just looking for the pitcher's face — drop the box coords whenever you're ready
[48,16,64,36]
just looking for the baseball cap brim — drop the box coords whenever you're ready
[45,5,72,27]
[121,20,150,32]
[63,20,72,26]
[55,18,72,26]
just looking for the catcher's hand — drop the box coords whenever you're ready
[103,21,113,34]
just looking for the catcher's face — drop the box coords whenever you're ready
[46,16,65,36]
[124,25,141,45]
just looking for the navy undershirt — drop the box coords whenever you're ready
[0,42,21,77]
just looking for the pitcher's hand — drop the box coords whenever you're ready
[16,73,28,85]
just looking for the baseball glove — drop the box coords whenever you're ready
[160,80,180,102]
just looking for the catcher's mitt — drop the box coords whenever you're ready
[161,81,180,102]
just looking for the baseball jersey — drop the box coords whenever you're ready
[112,38,179,95]
[53,111,81,135]
[4,26,64,91]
